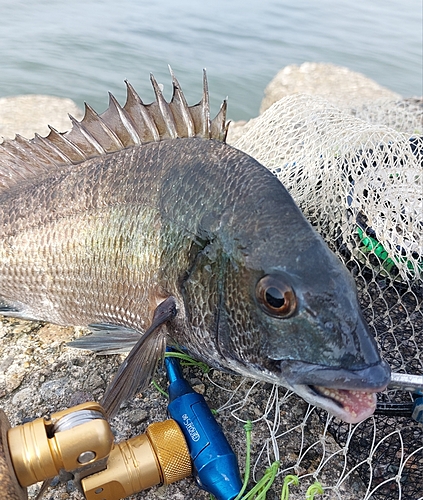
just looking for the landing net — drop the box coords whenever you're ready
[227,95,422,500]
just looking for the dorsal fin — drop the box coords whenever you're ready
[0,68,229,192]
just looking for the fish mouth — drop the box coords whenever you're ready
[292,384,378,423]
[279,359,391,424]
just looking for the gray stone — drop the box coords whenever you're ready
[0,94,83,140]
[260,62,401,113]
[126,408,149,425]
[11,387,34,406]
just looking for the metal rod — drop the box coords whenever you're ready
[388,372,423,392]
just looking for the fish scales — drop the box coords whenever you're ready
[0,139,308,359]
[0,71,390,423]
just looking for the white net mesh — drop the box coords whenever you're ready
[224,94,423,499]
[234,95,422,284]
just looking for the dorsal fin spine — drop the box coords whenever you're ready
[0,141,34,172]
[201,70,211,138]
[0,69,228,193]
[33,133,73,165]
[107,92,141,145]
[150,74,178,139]
[47,125,88,162]
[124,81,161,142]
[84,103,125,150]
[169,66,195,137]
[1,139,41,173]
[14,134,59,168]
[68,115,106,155]
[212,100,229,142]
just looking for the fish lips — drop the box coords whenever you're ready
[279,358,391,424]
[279,358,391,391]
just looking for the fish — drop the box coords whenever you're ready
[0,69,390,423]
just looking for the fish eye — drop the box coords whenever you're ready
[256,275,296,318]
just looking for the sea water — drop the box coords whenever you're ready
[0,0,421,121]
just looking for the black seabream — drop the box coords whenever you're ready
[0,69,390,421]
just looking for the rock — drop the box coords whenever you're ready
[260,62,401,113]
[39,377,70,399]
[82,371,106,392]
[126,408,149,426]
[37,324,76,345]
[11,387,34,406]
[4,369,26,393]
[0,95,83,140]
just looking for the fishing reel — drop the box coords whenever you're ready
[0,401,192,500]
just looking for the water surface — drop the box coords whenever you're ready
[1,0,421,120]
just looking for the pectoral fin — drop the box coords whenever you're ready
[101,296,177,418]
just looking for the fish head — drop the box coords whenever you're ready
[177,142,390,424]
[214,231,390,423]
